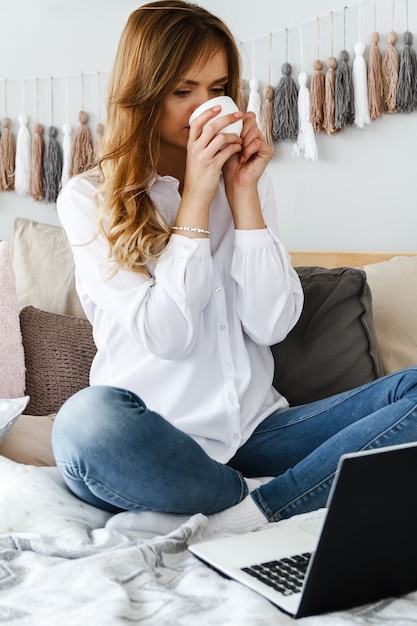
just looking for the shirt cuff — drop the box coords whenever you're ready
[234,227,278,247]
[161,233,211,259]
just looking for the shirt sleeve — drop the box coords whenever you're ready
[230,170,304,345]
[57,176,213,359]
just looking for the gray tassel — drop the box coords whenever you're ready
[272,63,299,142]
[43,126,63,204]
[397,31,417,113]
[335,50,354,129]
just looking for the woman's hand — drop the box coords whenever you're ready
[223,112,273,190]
[183,105,244,207]
[223,112,274,230]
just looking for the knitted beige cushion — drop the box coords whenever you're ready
[20,306,96,416]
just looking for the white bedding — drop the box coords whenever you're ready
[0,456,111,544]
[0,456,416,625]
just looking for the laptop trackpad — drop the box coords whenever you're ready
[297,510,327,537]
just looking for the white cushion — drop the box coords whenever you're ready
[0,397,29,442]
[363,255,417,374]
[0,241,26,398]
[11,217,86,319]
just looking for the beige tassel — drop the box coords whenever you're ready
[368,32,384,120]
[382,31,400,113]
[68,111,94,177]
[323,56,338,135]
[310,59,325,132]
[29,123,45,201]
[94,122,104,164]
[260,85,274,148]
[0,118,16,190]
[237,79,248,112]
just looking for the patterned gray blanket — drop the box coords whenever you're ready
[0,514,416,625]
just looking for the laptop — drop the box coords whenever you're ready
[189,442,417,618]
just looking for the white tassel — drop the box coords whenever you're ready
[247,78,262,128]
[14,113,32,196]
[61,122,72,187]
[292,72,318,162]
[353,41,371,129]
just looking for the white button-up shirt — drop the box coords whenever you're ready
[57,169,303,463]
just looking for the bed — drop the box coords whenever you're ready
[1,228,417,625]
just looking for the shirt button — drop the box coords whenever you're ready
[219,324,226,331]
[225,363,232,370]
[214,286,222,293]
[233,434,239,440]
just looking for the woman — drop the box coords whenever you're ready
[53,0,417,537]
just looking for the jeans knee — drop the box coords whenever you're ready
[391,366,417,399]
[52,385,137,462]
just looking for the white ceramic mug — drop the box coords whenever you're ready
[189,95,243,136]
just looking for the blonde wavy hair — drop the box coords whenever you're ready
[96,0,241,275]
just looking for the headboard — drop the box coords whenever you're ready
[289,251,417,268]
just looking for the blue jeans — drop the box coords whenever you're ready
[52,367,417,521]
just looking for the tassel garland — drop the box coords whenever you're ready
[3,10,417,197]
[14,114,32,196]
[272,63,299,142]
[29,123,45,201]
[396,31,417,113]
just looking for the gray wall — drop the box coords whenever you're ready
[0,0,416,252]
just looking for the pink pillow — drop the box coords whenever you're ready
[0,242,25,398]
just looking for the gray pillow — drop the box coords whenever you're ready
[271,266,383,406]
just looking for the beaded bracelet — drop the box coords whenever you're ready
[172,226,210,235]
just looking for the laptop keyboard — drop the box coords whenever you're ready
[241,552,311,596]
